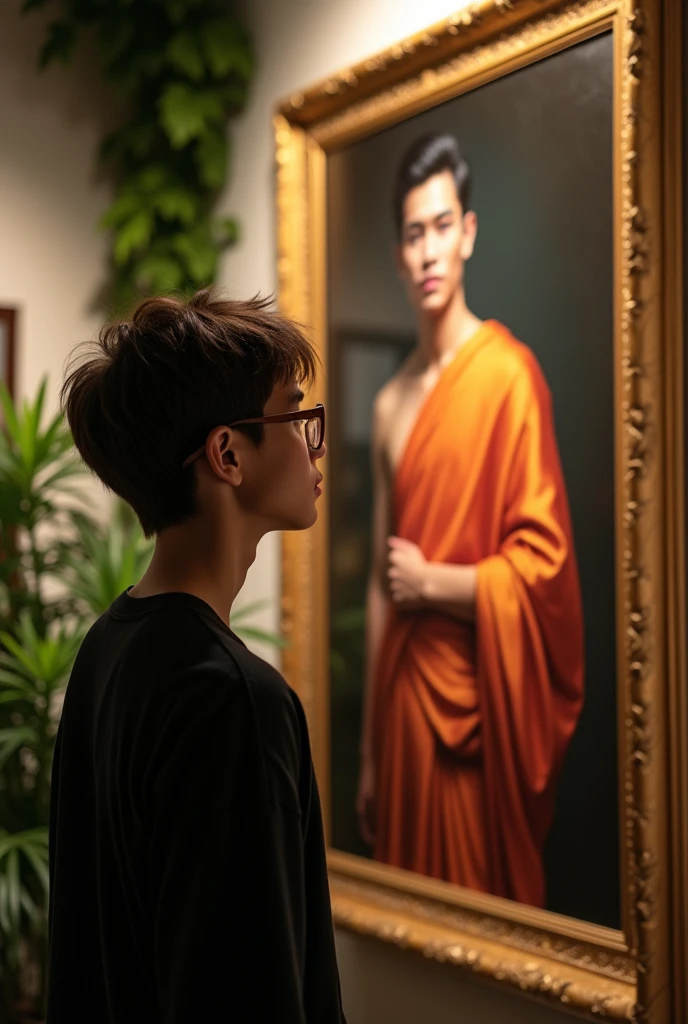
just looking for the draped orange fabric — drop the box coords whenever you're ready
[371,320,584,907]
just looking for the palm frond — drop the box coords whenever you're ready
[0,614,83,699]
[230,599,269,622]
[0,828,49,967]
[0,727,39,771]
[233,624,289,649]
[59,513,154,617]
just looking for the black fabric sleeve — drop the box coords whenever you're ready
[146,666,309,1024]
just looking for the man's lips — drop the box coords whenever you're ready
[421,276,442,293]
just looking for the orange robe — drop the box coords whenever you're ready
[372,320,584,907]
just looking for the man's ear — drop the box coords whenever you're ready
[205,427,243,485]
[460,211,478,261]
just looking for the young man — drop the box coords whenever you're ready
[357,133,584,907]
[48,291,345,1022]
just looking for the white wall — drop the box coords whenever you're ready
[222,1,577,1020]
[0,4,116,411]
[0,3,118,524]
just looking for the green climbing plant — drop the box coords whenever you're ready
[23,0,254,310]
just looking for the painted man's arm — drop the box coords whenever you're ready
[421,561,477,622]
[387,536,476,623]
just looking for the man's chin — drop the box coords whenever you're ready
[280,505,319,532]
[419,291,450,314]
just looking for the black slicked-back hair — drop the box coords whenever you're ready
[393,133,472,237]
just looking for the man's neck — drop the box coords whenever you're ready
[417,289,483,367]
[130,511,261,625]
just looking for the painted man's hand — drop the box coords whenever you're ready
[387,536,428,610]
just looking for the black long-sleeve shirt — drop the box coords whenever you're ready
[47,590,345,1023]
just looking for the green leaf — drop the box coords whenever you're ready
[107,48,165,94]
[6,848,21,935]
[39,458,84,493]
[195,130,227,189]
[0,828,49,954]
[134,255,185,293]
[214,215,239,248]
[135,165,169,193]
[38,19,77,69]
[332,606,366,632]
[0,612,82,697]
[171,229,218,285]
[230,600,269,623]
[22,839,50,897]
[0,381,22,447]
[234,626,289,649]
[230,601,287,649]
[59,514,153,617]
[330,649,347,677]
[165,0,197,24]
[158,84,225,149]
[100,194,142,230]
[155,188,197,225]
[0,727,39,771]
[201,19,254,81]
[224,82,250,112]
[101,121,159,165]
[0,690,34,705]
[97,15,134,67]
[166,31,206,81]
[114,210,154,266]
[0,667,35,693]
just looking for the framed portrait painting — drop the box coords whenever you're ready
[275,1,686,1020]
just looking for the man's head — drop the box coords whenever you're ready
[62,290,325,538]
[393,133,477,315]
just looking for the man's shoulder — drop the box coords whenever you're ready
[103,600,237,674]
[131,610,304,763]
[373,350,421,421]
[74,599,280,703]
[224,643,307,805]
[228,640,299,720]
[481,321,547,393]
[170,626,304,755]
[137,606,295,718]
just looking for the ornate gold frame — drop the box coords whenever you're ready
[275,1,686,1019]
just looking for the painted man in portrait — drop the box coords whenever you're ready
[356,133,584,907]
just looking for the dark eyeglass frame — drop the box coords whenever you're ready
[182,403,326,469]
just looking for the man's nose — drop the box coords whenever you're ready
[422,232,438,265]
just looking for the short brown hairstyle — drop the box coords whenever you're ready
[62,290,317,536]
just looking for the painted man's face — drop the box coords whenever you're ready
[396,168,477,315]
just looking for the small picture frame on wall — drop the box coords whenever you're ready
[0,308,16,397]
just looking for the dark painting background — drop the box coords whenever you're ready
[327,32,619,929]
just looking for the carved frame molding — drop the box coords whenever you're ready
[275,1,685,1019]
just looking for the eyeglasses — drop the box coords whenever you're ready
[182,404,326,469]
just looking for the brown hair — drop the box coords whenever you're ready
[61,289,317,536]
